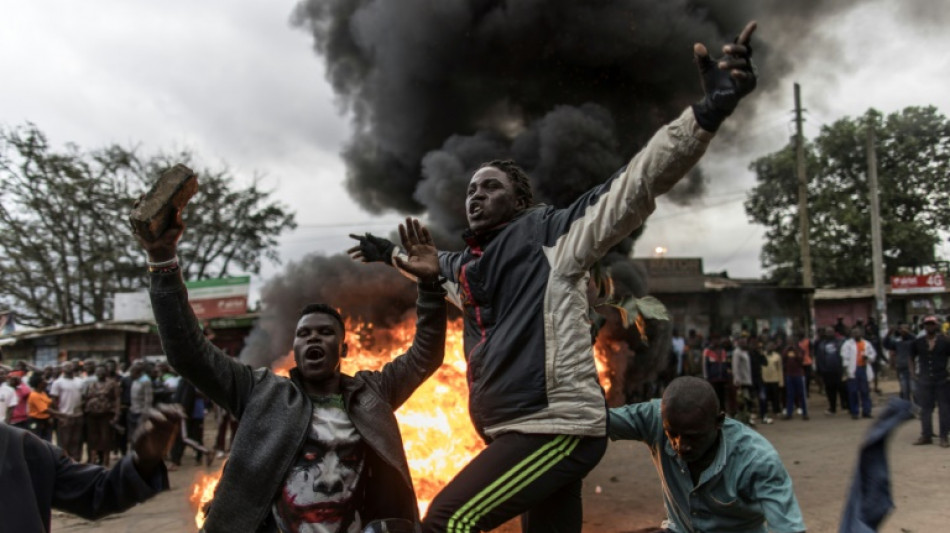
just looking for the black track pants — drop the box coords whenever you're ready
[422,432,607,533]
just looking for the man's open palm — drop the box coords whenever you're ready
[393,218,440,284]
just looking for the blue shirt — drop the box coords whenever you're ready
[609,400,805,533]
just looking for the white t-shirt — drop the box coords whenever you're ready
[0,382,18,421]
[50,376,84,415]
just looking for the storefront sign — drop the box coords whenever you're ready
[185,276,250,319]
[890,274,946,294]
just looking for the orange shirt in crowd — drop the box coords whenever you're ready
[855,340,867,367]
[799,338,813,366]
[28,391,52,419]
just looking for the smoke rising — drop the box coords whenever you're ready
[244,0,932,379]
[290,0,874,231]
[240,254,417,367]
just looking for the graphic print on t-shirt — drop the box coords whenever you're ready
[273,396,365,533]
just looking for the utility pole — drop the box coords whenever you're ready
[795,83,816,337]
[866,120,888,334]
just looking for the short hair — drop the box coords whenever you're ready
[480,159,534,207]
[28,373,44,389]
[299,303,346,335]
[662,376,721,419]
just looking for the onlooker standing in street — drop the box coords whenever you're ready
[883,322,916,403]
[910,315,950,447]
[761,342,784,423]
[841,326,877,420]
[169,378,212,469]
[83,364,121,466]
[213,403,238,460]
[782,345,808,420]
[793,331,814,398]
[731,338,754,425]
[27,374,58,441]
[8,370,32,429]
[703,337,730,416]
[834,316,848,337]
[815,326,846,415]
[865,316,885,394]
[749,340,769,424]
[684,329,704,376]
[117,362,134,456]
[128,362,153,439]
[671,329,686,377]
[0,368,19,423]
[49,361,85,460]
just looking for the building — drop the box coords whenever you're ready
[0,314,258,367]
[814,272,950,330]
[633,257,813,338]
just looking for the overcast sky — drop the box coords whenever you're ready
[2,0,948,300]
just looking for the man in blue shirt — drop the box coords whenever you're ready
[609,376,806,532]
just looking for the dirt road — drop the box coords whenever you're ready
[51,378,947,532]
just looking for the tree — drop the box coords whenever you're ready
[745,106,950,288]
[0,124,296,327]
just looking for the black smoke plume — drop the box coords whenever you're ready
[244,1,945,385]
[289,0,873,231]
[240,254,417,368]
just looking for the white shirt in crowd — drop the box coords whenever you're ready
[0,382,18,422]
[50,375,84,416]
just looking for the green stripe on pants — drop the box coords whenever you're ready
[446,435,581,532]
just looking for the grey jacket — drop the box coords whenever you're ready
[148,270,446,532]
[425,108,713,439]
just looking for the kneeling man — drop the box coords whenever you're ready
[609,376,805,533]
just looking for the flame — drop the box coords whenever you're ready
[189,470,220,529]
[594,334,630,408]
[192,316,620,526]
[593,339,617,399]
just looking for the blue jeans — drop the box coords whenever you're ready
[848,367,872,417]
[785,376,808,417]
[897,368,914,403]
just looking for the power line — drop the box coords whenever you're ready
[292,219,406,230]
[649,195,747,222]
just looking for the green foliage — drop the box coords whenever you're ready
[0,124,296,326]
[745,106,950,288]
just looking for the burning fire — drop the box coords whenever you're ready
[191,315,618,527]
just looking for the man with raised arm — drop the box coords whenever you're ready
[350,22,759,532]
[136,214,445,532]
[1,404,179,533]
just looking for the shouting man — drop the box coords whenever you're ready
[137,214,445,532]
[349,22,760,532]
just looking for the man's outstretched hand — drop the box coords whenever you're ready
[131,404,184,478]
[692,21,758,132]
[392,218,440,284]
[347,233,396,265]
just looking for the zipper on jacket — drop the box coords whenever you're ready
[459,262,487,388]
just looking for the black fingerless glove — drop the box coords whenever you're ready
[354,233,396,264]
[692,40,757,132]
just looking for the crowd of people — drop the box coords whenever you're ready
[0,354,238,470]
[667,314,950,445]
[2,20,817,533]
